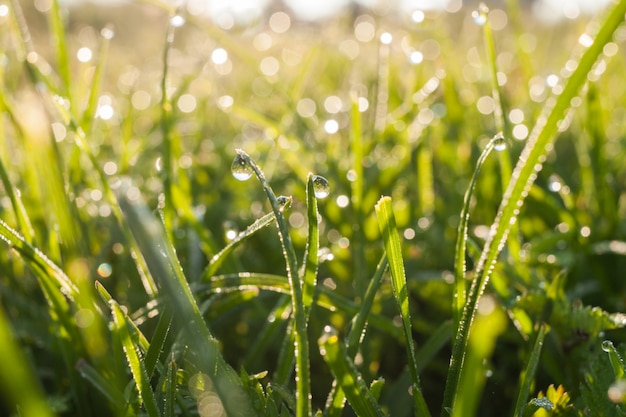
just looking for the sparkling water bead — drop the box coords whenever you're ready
[602,340,614,352]
[277,195,292,212]
[493,133,506,151]
[231,154,253,181]
[472,3,489,26]
[312,175,330,199]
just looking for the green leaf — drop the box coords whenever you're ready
[110,298,160,417]
[318,328,385,417]
[375,196,431,417]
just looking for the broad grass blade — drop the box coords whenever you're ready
[441,2,626,413]
[318,328,385,417]
[115,180,256,416]
[375,196,431,417]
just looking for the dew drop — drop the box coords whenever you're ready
[602,340,614,352]
[277,195,292,212]
[312,175,330,199]
[492,132,506,151]
[170,15,186,27]
[231,154,253,181]
[472,3,489,26]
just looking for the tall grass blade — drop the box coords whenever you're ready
[324,255,388,417]
[110,298,161,417]
[318,328,385,417]
[441,2,626,413]
[450,298,506,417]
[453,135,499,328]
[48,0,70,95]
[235,149,311,417]
[512,323,548,417]
[201,212,276,280]
[302,173,320,312]
[0,152,34,242]
[375,196,431,417]
[115,180,256,416]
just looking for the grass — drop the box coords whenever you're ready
[2,0,626,416]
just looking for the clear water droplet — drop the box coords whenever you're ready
[170,15,186,27]
[492,132,506,151]
[231,154,253,181]
[277,195,292,212]
[602,340,614,352]
[472,3,489,26]
[312,175,330,199]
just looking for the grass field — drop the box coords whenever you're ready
[2,0,626,416]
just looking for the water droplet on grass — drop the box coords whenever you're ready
[231,154,253,181]
[312,175,330,198]
[492,132,506,151]
[472,3,489,26]
[277,195,292,212]
[170,15,186,27]
[602,340,614,352]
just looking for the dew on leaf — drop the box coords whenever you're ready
[492,132,506,151]
[231,153,253,181]
[312,175,330,199]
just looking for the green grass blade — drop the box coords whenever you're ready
[0,152,35,242]
[164,356,177,417]
[375,196,431,417]
[350,91,367,296]
[201,273,401,338]
[601,340,626,380]
[235,149,311,417]
[318,328,385,417]
[512,323,548,417]
[48,0,70,95]
[110,299,161,417]
[479,4,521,262]
[302,173,320,311]
[324,255,388,417]
[201,211,276,280]
[144,306,173,378]
[451,298,506,417]
[453,135,498,327]
[115,180,256,416]
[80,25,113,131]
[0,304,55,417]
[76,359,128,412]
[0,218,79,298]
[441,2,626,413]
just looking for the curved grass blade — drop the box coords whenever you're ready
[318,328,385,417]
[202,273,401,338]
[0,152,34,242]
[200,211,276,280]
[375,196,431,417]
[441,2,626,413]
[0,218,79,299]
[453,135,499,328]
[115,180,256,416]
[110,299,160,417]
[235,149,311,417]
